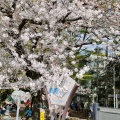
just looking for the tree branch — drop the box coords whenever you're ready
[29,19,48,25]
[0,0,18,18]
[59,12,72,23]
[8,30,19,39]
[0,4,12,18]
[18,19,48,32]
[66,16,82,22]
[32,37,40,50]
[14,41,25,57]
[75,41,92,48]
[83,27,88,41]
[18,19,28,31]
[11,0,18,12]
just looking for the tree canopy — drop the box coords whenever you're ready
[0,0,120,97]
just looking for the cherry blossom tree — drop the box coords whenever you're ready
[0,1,120,117]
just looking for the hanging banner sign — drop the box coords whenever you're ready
[5,96,14,104]
[46,75,76,106]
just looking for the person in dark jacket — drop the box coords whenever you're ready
[1,106,6,115]
[24,107,32,120]
[80,102,84,112]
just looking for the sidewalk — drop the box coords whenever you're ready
[11,116,87,120]
[11,115,87,120]
[11,110,87,120]
[69,110,87,119]
[11,117,16,120]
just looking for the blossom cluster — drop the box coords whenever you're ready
[0,0,119,93]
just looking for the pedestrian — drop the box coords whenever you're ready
[89,103,93,117]
[20,116,26,120]
[20,117,23,120]
[24,107,32,120]
[2,110,12,120]
[6,104,11,111]
[74,102,79,112]
[22,118,26,120]
[25,99,31,106]
[12,103,17,111]
[0,105,2,111]
[84,100,90,117]
[1,106,6,115]
[80,102,84,112]
[70,101,75,110]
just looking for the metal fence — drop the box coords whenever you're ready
[93,103,120,120]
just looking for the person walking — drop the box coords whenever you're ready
[70,101,75,110]
[1,106,6,115]
[6,104,11,111]
[89,103,93,118]
[80,102,84,112]
[74,102,79,112]
[20,117,26,120]
[24,107,32,120]
[2,110,12,120]
[84,100,90,117]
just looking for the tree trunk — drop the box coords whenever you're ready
[32,90,41,120]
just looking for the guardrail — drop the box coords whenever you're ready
[93,103,120,120]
